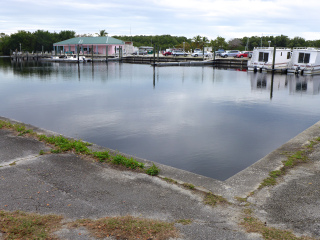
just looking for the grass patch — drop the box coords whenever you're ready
[0,210,62,240]
[183,183,195,190]
[258,144,318,189]
[71,216,179,240]
[204,193,229,207]
[175,219,192,225]
[145,163,160,176]
[162,177,178,184]
[111,154,145,170]
[240,208,314,240]
[0,120,160,175]
[93,151,110,162]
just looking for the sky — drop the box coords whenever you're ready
[1,0,320,41]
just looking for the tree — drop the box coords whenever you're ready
[228,38,242,50]
[98,30,108,37]
[210,36,228,50]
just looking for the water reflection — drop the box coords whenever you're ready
[1,59,320,180]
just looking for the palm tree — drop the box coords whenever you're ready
[98,30,108,37]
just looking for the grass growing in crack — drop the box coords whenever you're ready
[162,177,178,184]
[71,216,179,240]
[93,151,110,162]
[0,120,161,174]
[145,163,160,176]
[0,210,63,240]
[183,183,195,190]
[111,154,145,169]
[258,141,319,189]
[240,208,314,240]
[204,193,229,207]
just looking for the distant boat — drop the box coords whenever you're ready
[247,47,291,72]
[287,47,320,75]
[49,54,87,62]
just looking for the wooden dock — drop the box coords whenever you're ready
[10,53,248,69]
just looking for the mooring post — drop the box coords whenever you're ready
[106,46,108,62]
[91,45,93,62]
[272,45,276,71]
[77,44,80,63]
[157,45,159,62]
[153,44,156,66]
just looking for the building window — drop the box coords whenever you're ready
[258,52,269,62]
[298,53,310,63]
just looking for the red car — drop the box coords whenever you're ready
[235,51,252,58]
[163,50,173,56]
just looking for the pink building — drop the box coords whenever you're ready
[53,36,126,55]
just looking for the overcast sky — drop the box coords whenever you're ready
[1,0,320,41]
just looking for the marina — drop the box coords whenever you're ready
[1,58,320,180]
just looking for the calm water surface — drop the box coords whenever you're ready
[1,58,319,180]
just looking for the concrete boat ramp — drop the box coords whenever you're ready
[1,115,320,239]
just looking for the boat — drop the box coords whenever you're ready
[247,47,292,72]
[287,47,320,75]
[47,54,87,62]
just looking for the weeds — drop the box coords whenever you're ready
[258,142,319,189]
[240,208,314,240]
[0,210,63,240]
[145,163,160,176]
[162,177,178,184]
[72,216,178,240]
[183,183,195,190]
[204,193,229,207]
[93,151,109,162]
[112,154,145,169]
[0,120,160,175]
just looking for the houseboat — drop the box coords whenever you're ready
[248,47,292,72]
[287,47,320,75]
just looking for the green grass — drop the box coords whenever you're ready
[111,154,145,169]
[0,120,161,174]
[258,144,318,189]
[240,208,314,240]
[183,183,195,190]
[204,193,229,207]
[145,163,160,176]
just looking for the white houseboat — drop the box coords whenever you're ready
[287,47,320,75]
[248,47,292,72]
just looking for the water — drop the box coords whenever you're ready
[1,58,319,180]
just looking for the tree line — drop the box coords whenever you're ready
[1,30,320,55]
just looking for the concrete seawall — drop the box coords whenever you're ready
[1,115,320,239]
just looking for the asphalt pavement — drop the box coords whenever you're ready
[1,116,320,240]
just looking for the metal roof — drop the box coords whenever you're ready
[54,36,124,45]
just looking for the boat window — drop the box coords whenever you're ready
[258,52,269,62]
[298,53,310,63]
[281,52,282,56]
[287,52,291,59]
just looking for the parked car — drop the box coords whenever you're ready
[172,50,188,56]
[235,51,253,58]
[132,50,148,55]
[220,50,241,58]
[214,49,225,56]
[163,50,173,56]
[191,51,212,57]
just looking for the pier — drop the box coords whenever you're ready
[10,52,249,69]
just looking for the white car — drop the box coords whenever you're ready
[220,50,241,58]
[191,51,212,57]
[172,50,188,56]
